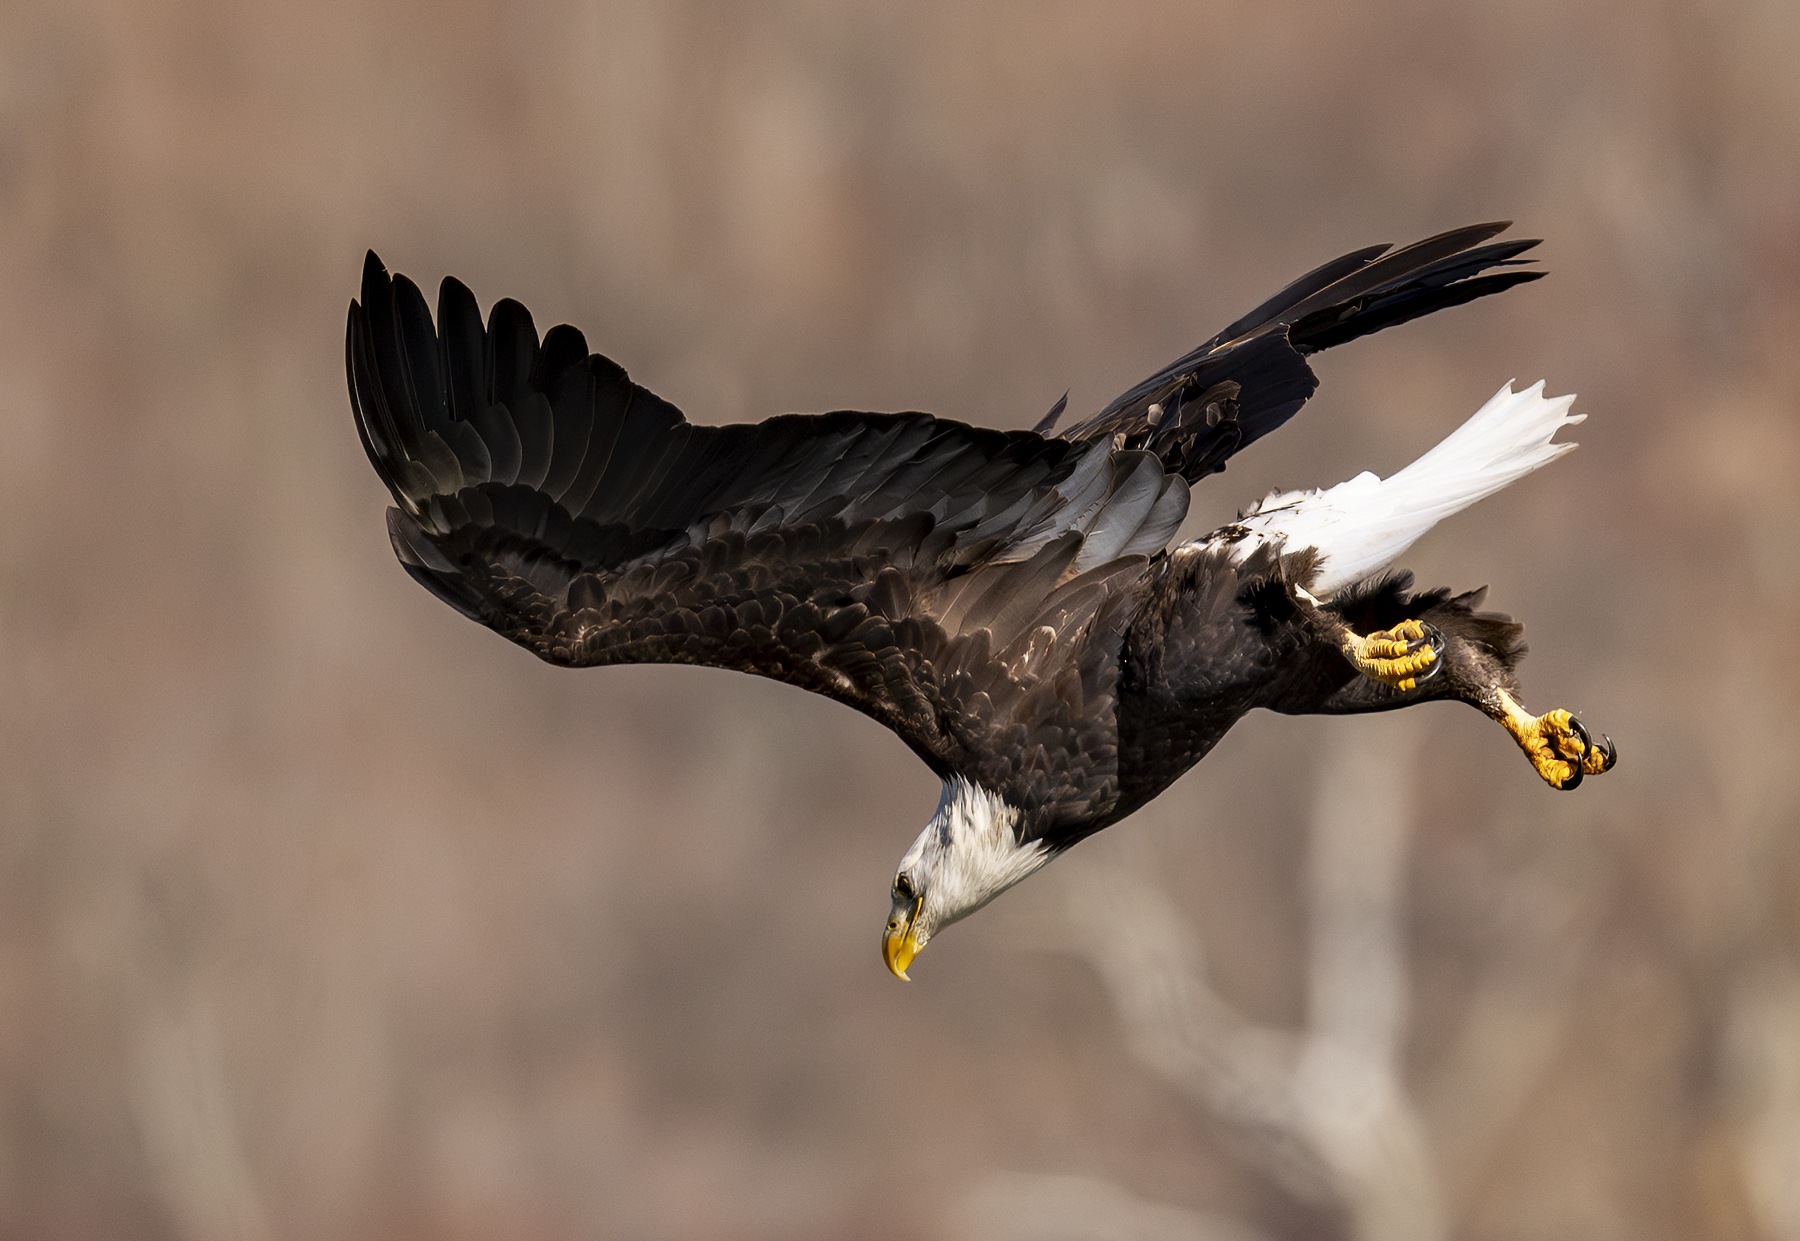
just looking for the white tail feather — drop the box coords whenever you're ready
[1229,381,1582,595]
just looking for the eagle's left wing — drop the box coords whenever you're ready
[349,254,1185,820]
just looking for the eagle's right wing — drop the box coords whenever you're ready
[1056,222,1545,483]
[349,255,1185,819]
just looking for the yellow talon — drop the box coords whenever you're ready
[1343,620,1441,690]
[1491,691,1615,790]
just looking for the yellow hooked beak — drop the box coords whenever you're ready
[883,896,925,980]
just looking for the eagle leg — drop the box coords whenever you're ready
[1480,687,1618,790]
[1282,584,1618,792]
[1339,618,1446,691]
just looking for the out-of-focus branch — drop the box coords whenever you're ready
[1059,855,1329,1207]
[1708,654,1800,1241]
[1416,839,1593,1211]
[129,989,275,1241]
[1296,728,1442,1241]
[1054,719,1442,1241]
[1725,963,1800,1240]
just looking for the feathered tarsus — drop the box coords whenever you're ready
[348,222,1615,978]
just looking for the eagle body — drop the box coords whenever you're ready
[348,223,1615,977]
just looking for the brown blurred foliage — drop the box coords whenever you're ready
[0,2,1796,1239]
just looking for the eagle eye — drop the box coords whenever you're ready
[893,874,916,901]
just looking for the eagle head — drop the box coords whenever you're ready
[883,776,1050,979]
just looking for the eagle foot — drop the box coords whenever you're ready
[1343,619,1445,691]
[1502,702,1618,791]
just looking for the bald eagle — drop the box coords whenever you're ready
[349,222,1615,979]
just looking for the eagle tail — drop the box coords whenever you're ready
[1233,381,1582,595]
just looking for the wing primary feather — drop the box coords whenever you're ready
[355,254,421,464]
[1268,222,1514,327]
[1209,242,1391,344]
[1291,270,1545,354]
[537,323,597,502]
[347,301,400,495]
[348,277,439,507]
[435,277,494,484]
[559,356,637,517]
[486,298,545,487]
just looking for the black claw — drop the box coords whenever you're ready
[1557,716,1591,791]
[1414,626,1447,684]
[1597,734,1617,771]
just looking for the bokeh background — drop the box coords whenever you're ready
[1,2,1798,1239]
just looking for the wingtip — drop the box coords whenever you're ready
[439,272,477,304]
[360,249,393,307]
[1408,220,1513,254]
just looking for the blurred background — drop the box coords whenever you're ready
[0,1,1797,1238]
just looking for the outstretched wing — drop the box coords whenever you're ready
[349,254,1187,818]
[1055,222,1544,482]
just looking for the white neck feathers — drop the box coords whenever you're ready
[900,777,1048,938]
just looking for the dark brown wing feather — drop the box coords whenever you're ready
[1058,222,1544,481]
[349,254,1188,818]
